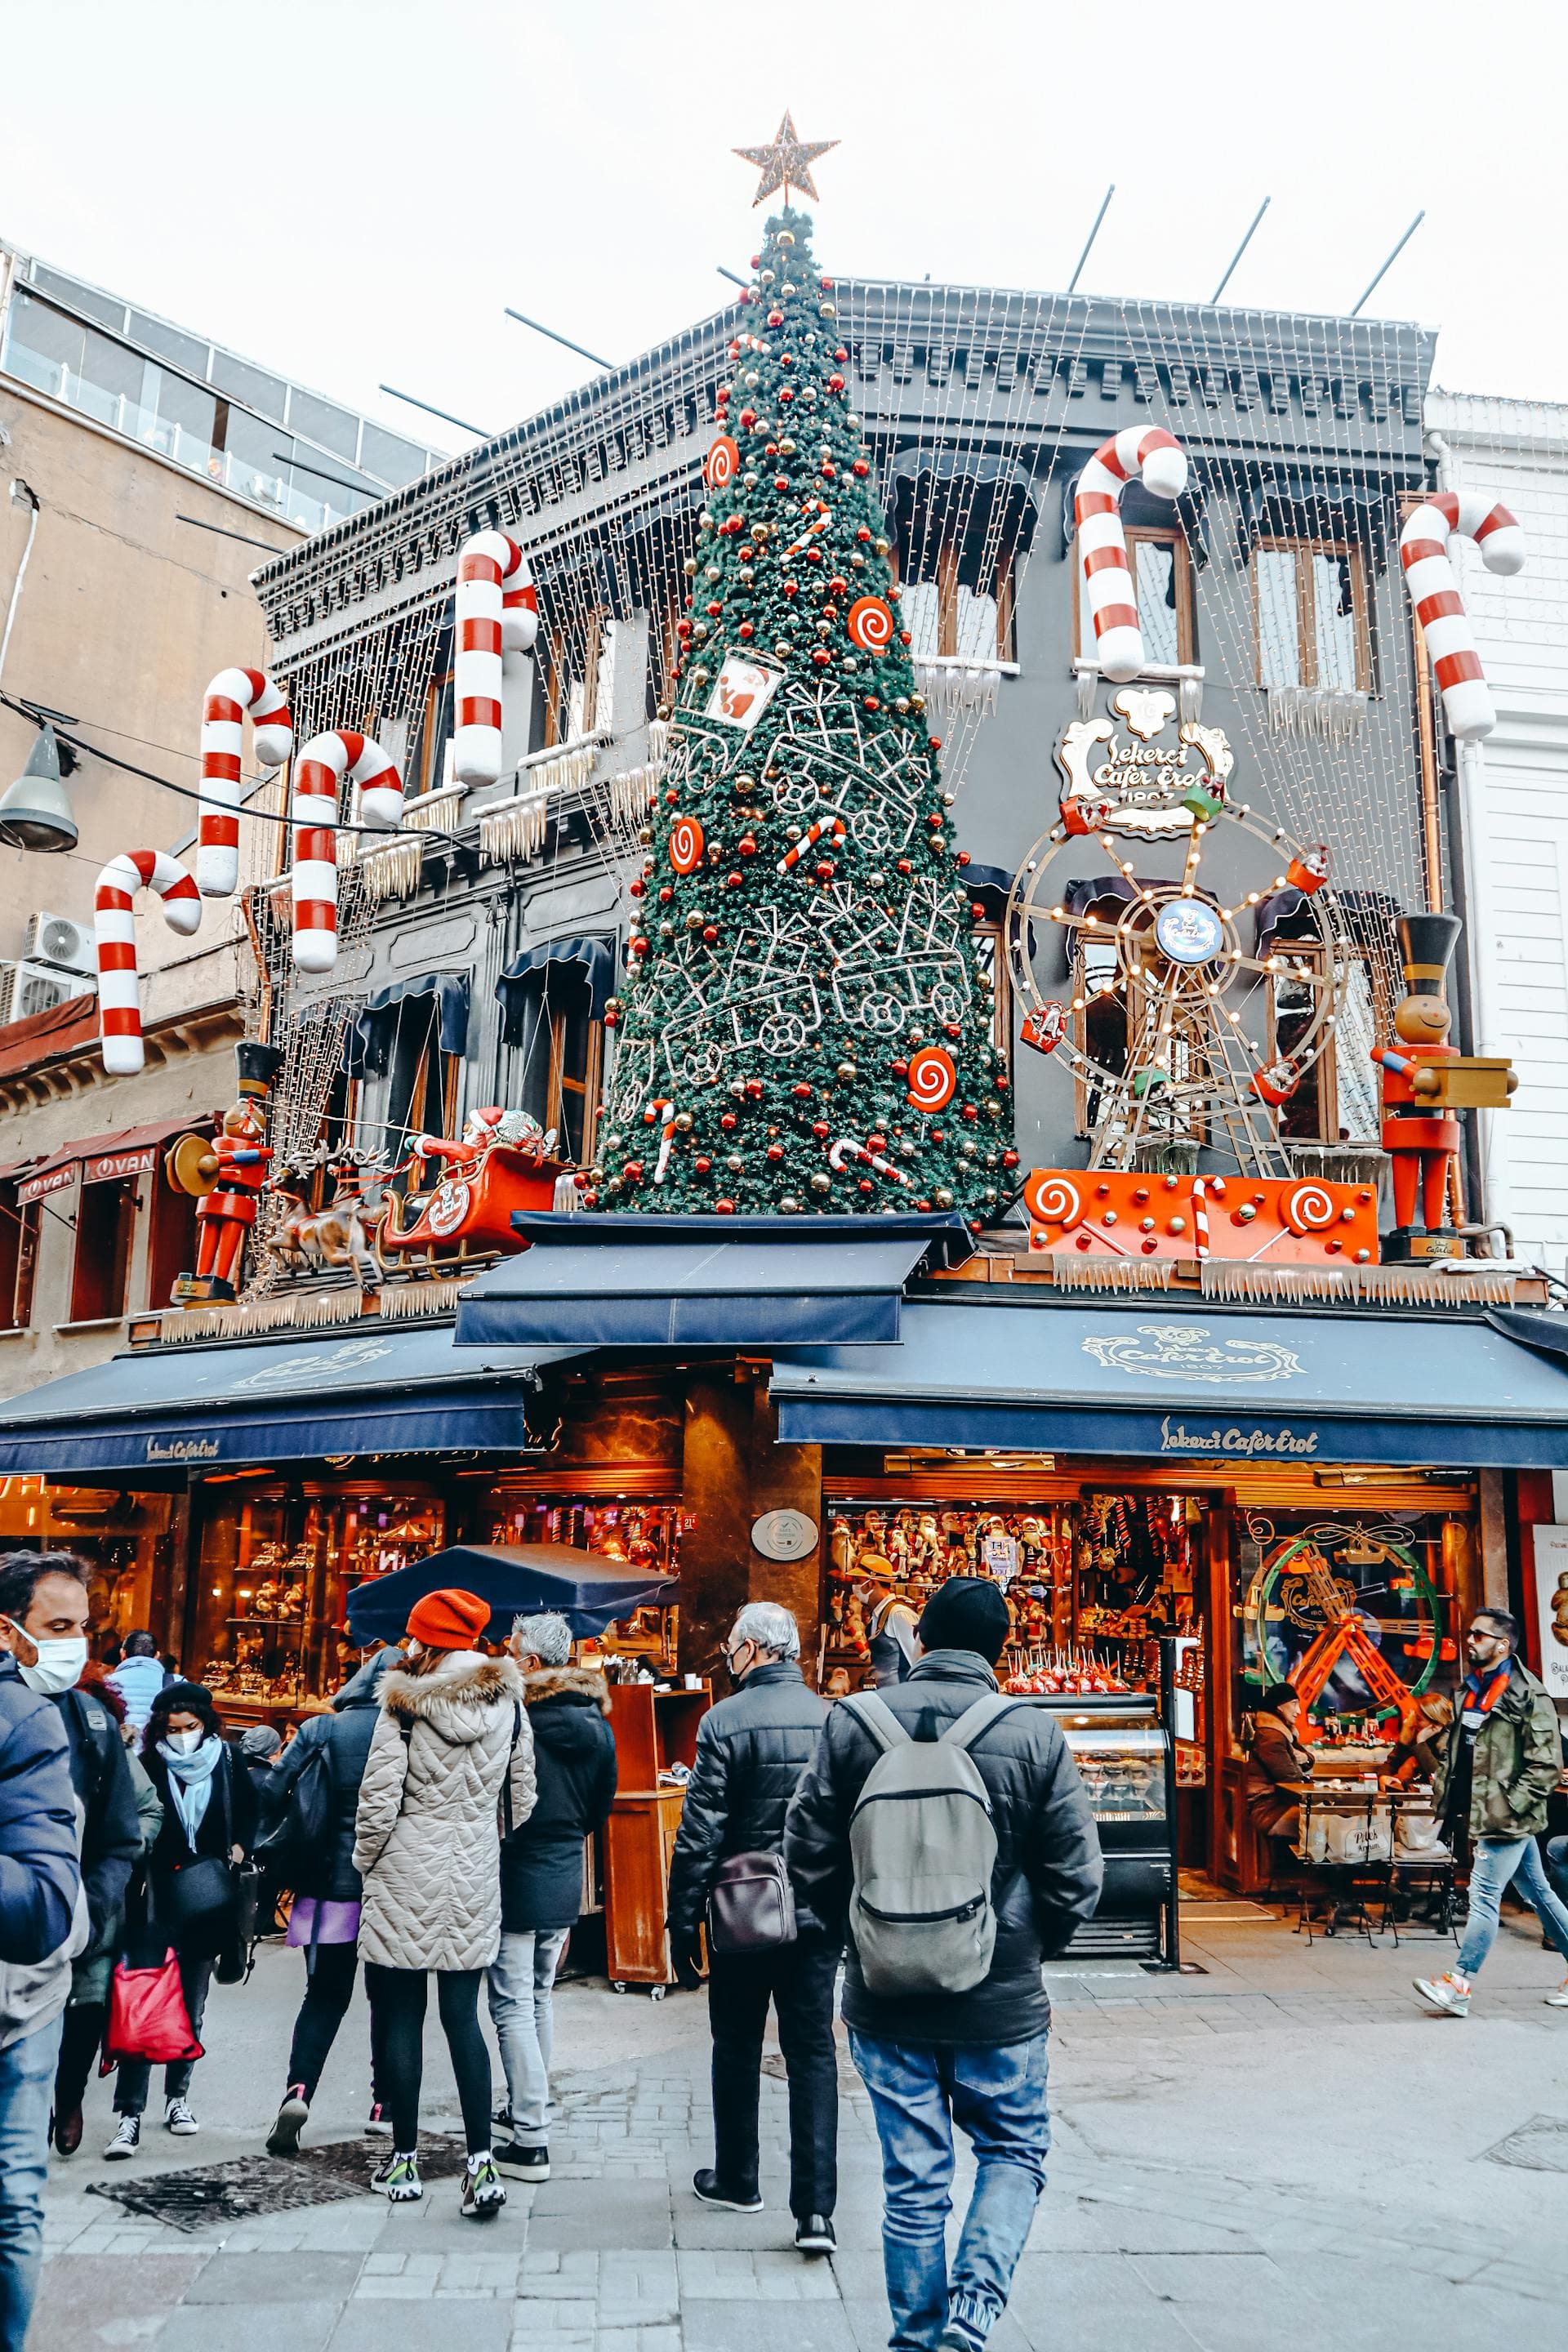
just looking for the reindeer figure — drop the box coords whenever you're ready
[265,1160,386,1293]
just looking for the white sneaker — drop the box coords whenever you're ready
[1545,1977,1568,2007]
[104,2115,140,2160]
[1414,1970,1471,2016]
[165,2096,199,2135]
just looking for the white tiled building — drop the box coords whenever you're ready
[1426,392,1568,1276]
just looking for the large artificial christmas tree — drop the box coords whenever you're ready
[599,167,1010,1226]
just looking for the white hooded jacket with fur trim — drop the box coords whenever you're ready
[353,1650,536,1971]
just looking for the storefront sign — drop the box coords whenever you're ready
[145,1435,221,1463]
[1084,1325,1304,1385]
[83,1145,157,1185]
[16,1163,77,1205]
[1159,1417,1320,1458]
[751,1508,818,1562]
[1532,1524,1568,1698]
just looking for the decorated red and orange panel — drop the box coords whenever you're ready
[1021,1168,1380,1265]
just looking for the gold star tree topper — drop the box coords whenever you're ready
[734,112,838,207]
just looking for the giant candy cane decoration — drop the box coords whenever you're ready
[291,731,404,972]
[453,531,540,788]
[1399,492,1525,742]
[95,850,202,1074]
[1074,428,1187,683]
[197,668,293,897]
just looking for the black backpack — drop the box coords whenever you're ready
[254,1734,334,1897]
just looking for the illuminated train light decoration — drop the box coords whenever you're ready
[1007,688,1380,1267]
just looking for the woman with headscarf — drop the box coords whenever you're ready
[105,1682,255,2159]
[353,1591,535,2219]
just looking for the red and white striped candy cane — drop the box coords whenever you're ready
[95,850,202,1075]
[291,731,404,973]
[197,668,292,898]
[782,499,832,562]
[453,531,540,787]
[1399,492,1525,742]
[828,1136,910,1186]
[648,1098,678,1183]
[777,815,846,874]
[1191,1177,1210,1259]
[1074,428,1187,683]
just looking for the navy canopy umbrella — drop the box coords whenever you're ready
[345,1542,675,1645]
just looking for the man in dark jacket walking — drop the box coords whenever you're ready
[264,1646,400,2154]
[488,1614,617,2183]
[785,1579,1102,2352]
[666,1601,836,2255]
[0,1577,86,2352]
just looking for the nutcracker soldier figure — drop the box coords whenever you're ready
[1370,913,1517,1260]
[167,1042,283,1303]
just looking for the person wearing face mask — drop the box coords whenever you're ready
[665,1603,836,2256]
[0,1552,146,2164]
[1414,1608,1568,2018]
[105,1682,255,2158]
[0,1566,85,2352]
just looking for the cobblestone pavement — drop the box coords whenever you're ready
[33,1896,1568,2350]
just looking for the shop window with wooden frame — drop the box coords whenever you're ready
[1253,537,1371,693]
[541,615,607,750]
[0,1183,39,1331]
[506,963,603,1165]
[1074,525,1195,671]
[412,665,456,795]
[69,1176,136,1325]
[145,1169,199,1314]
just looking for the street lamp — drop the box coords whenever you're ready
[0,724,78,853]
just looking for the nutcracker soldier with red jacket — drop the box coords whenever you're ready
[1370,913,1516,1260]
[180,1042,283,1302]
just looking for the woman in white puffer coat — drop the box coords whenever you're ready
[353,1588,535,2219]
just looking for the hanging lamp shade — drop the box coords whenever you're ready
[0,726,78,853]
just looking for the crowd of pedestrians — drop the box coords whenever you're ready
[6,1540,1567,2352]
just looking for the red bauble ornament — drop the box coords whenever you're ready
[925,813,944,831]
[863,697,880,712]
[835,347,848,362]
[792,1081,813,1098]
[805,546,823,564]
[702,923,719,943]
[827,373,845,391]
[778,385,794,403]
[669,815,704,874]
[622,1160,644,1180]
[857,525,871,542]
[783,579,799,597]
[629,878,644,898]
[813,858,835,880]
[853,460,870,477]
[766,1143,784,1161]
[896,858,912,875]
[706,601,721,618]
[715,1198,736,1214]
[738,408,757,430]
[890,1058,909,1077]
[812,648,831,666]
[630,938,649,959]
[695,1154,712,1173]
[899,630,913,646]
[961,1103,979,1123]
[811,1120,830,1140]
[858,1178,874,1195]
[738,835,759,856]
[704,434,740,491]
[719,1112,737,1131]
[1002,1149,1020,1169]
[726,871,743,889]
[658,884,672,902]
[768,308,784,327]
[744,1079,764,1098]
[956,851,971,866]
[773,474,790,492]
[738,621,755,639]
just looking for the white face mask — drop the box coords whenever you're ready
[167,1727,204,1754]
[16,1635,89,1697]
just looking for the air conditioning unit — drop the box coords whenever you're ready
[24,911,95,972]
[0,960,96,1027]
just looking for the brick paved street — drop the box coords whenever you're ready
[33,1896,1568,2351]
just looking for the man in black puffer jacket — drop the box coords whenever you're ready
[264,1645,401,2154]
[666,1602,835,2255]
[785,1580,1102,2352]
[490,1613,617,2184]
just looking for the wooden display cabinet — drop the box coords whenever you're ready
[603,1681,710,1995]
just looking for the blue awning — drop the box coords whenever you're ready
[457,1212,971,1348]
[497,938,616,1033]
[346,1544,675,1644]
[0,1325,576,1477]
[771,1296,1568,1468]
[345,973,470,1078]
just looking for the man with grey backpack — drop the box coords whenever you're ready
[785,1579,1102,2352]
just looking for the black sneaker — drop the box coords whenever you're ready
[461,2155,506,2221]
[795,2213,836,2255]
[693,2168,764,2212]
[494,2140,550,2181]
[266,2087,310,2157]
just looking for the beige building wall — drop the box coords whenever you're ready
[0,374,298,969]
[0,934,242,1402]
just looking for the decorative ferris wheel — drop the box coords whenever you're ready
[1006,692,1351,1178]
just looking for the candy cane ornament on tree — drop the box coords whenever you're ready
[453,531,540,788]
[646,1098,679,1183]
[1074,428,1187,683]
[95,850,202,1074]
[1399,492,1525,741]
[828,1135,910,1187]
[778,815,846,874]
[291,731,404,973]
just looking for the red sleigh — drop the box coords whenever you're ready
[376,1141,569,1272]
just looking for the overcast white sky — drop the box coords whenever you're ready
[4,0,1566,459]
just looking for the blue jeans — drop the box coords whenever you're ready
[849,2028,1049,2351]
[0,2013,65,2352]
[1457,1836,1568,1978]
[487,1928,570,2144]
